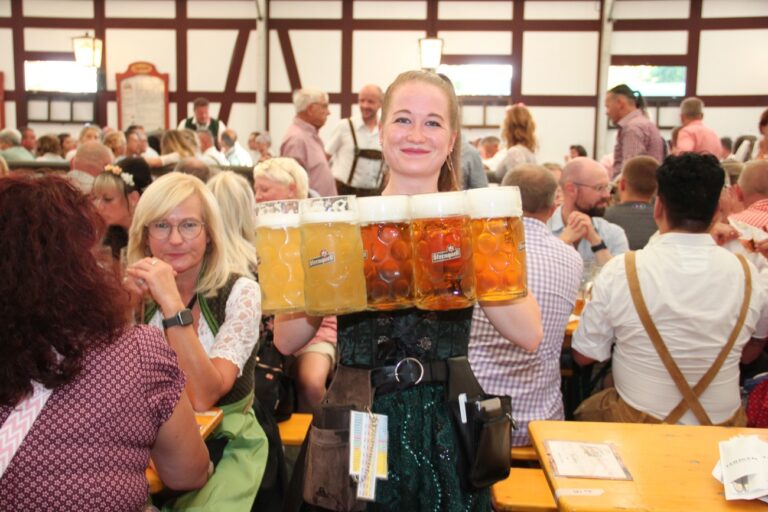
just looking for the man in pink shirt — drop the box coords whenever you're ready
[673,97,721,156]
[731,160,768,230]
[280,88,337,197]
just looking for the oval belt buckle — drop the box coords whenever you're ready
[394,357,424,386]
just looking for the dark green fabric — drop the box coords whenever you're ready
[337,307,490,511]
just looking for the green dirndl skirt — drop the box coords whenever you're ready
[162,392,268,511]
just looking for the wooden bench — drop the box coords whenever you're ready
[277,413,312,446]
[491,468,557,512]
[510,445,538,462]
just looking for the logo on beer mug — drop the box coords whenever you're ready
[309,249,336,268]
[431,244,461,263]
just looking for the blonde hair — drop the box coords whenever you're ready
[161,129,198,158]
[103,131,126,155]
[128,172,229,296]
[0,155,8,177]
[252,157,309,199]
[78,125,101,143]
[206,171,258,278]
[381,70,461,192]
[501,105,537,152]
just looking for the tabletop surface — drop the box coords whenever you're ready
[529,420,768,512]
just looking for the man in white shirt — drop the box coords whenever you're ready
[547,157,629,265]
[177,97,226,144]
[572,153,768,426]
[325,84,384,196]
[197,129,228,167]
[220,129,253,167]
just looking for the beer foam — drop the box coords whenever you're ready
[358,195,411,223]
[256,212,300,228]
[300,195,359,224]
[409,191,467,219]
[466,186,522,218]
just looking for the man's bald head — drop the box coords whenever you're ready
[562,157,612,216]
[562,157,609,184]
[71,141,114,177]
[738,159,768,207]
[358,84,383,124]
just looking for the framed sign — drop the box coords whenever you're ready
[116,62,169,132]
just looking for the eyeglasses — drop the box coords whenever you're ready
[573,182,611,193]
[146,219,205,240]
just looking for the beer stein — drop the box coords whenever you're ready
[466,186,527,302]
[358,195,414,310]
[255,199,304,314]
[299,195,367,316]
[410,191,476,310]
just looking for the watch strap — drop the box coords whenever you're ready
[162,308,193,329]
[590,241,607,253]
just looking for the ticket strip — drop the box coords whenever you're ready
[350,410,388,501]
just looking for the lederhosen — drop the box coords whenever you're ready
[335,118,384,198]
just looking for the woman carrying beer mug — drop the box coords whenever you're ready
[277,71,543,510]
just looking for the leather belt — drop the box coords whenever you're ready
[369,358,448,394]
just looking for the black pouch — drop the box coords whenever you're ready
[302,405,364,511]
[445,357,514,491]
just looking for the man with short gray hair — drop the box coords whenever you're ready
[197,129,228,166]
[673,97,720,156]
[0,129,34,162]
[280,88,336,196]
[67,141,114,193]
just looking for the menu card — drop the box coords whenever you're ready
[546,440,632,480]
[712,435,768,502]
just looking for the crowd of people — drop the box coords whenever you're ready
[1,73,768,512]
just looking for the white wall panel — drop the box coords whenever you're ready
[269,103,296,152]
[106,29,177,90]
[24,28,89,52]
[0,0,10,17]
[611,31,688,55]
[271,1,341,19]
[237,30,259,92]
[227,102,260,143]
[438,1,512,20]
[106,0,175,18]
[27,99,47,121]
[697,29,768,95]
[702,0,768,18]
[23,0,93,18]
[72,101,94,122]
[188,30,238,92]
[529,107,595,163]
[612,1,690,19]
[269,30,291,93]
[461,105,484,126]
[0,29,14,90]
[521,32,598,96]
[657,106,679,127]
[486,105,507,128]
[352,31,422,93]
[4,101,15,129]
[354,1,426,19]
[438,31,512,55]
[107,100,117,129]
[704,107,765,140]
[290,30,342,93]
[524,1,600,20]
[319,103,340,142]
[187,0,257,19]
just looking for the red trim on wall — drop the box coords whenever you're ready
[340,0,353,118]
[0,17,256,30]
[510,0,524,100]
[0,73,5,129]
[277,29,301,91]
[175,0,188,125]
[10,0,26,126]
[593,0,605,158]
[219,28,252,122]
[24,52,74,61]
[686,0,702,97]
[94,0,107,127]
[614,17,768,31]
[442,55,511,65]
[611,55,689,66]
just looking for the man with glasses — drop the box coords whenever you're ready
[548,157,629,265]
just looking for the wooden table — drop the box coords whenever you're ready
[146,408,224,494]
[529,420,768,511]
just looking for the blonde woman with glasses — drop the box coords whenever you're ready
[124,172,267,510]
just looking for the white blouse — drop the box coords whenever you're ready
[149,277,261,376]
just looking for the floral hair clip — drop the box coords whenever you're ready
[104,164,134,188]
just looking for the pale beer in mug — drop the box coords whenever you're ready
[410,191,476,310]
[299,195,367,316]
[358,195,414,310]
[467,186,527,301]
[255,199,305,314]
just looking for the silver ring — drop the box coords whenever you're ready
[136,278,146,286]
[394,357,424,386]
[150,258,158,266]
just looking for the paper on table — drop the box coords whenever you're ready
[546,440,632,480]
[714,435,768,501]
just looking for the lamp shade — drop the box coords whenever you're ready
[419,37,443,71]
[73,33,103,68]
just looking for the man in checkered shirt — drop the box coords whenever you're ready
[469,164,582,446]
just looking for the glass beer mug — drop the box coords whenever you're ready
[299,195,367,316]
[410,191,476,310]
[358,195,414,310]
[466,186,527,302]
[255,199,305,314]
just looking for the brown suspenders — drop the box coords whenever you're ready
[345,118,383,187]
[624,251,751,425]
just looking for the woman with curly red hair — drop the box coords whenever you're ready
[0,175,209,511]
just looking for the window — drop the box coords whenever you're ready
[608,65,686,98]
[436,64,513,96]
[24,61,98,93]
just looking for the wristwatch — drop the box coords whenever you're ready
[162,308,193,329]
[590,241,607,253]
